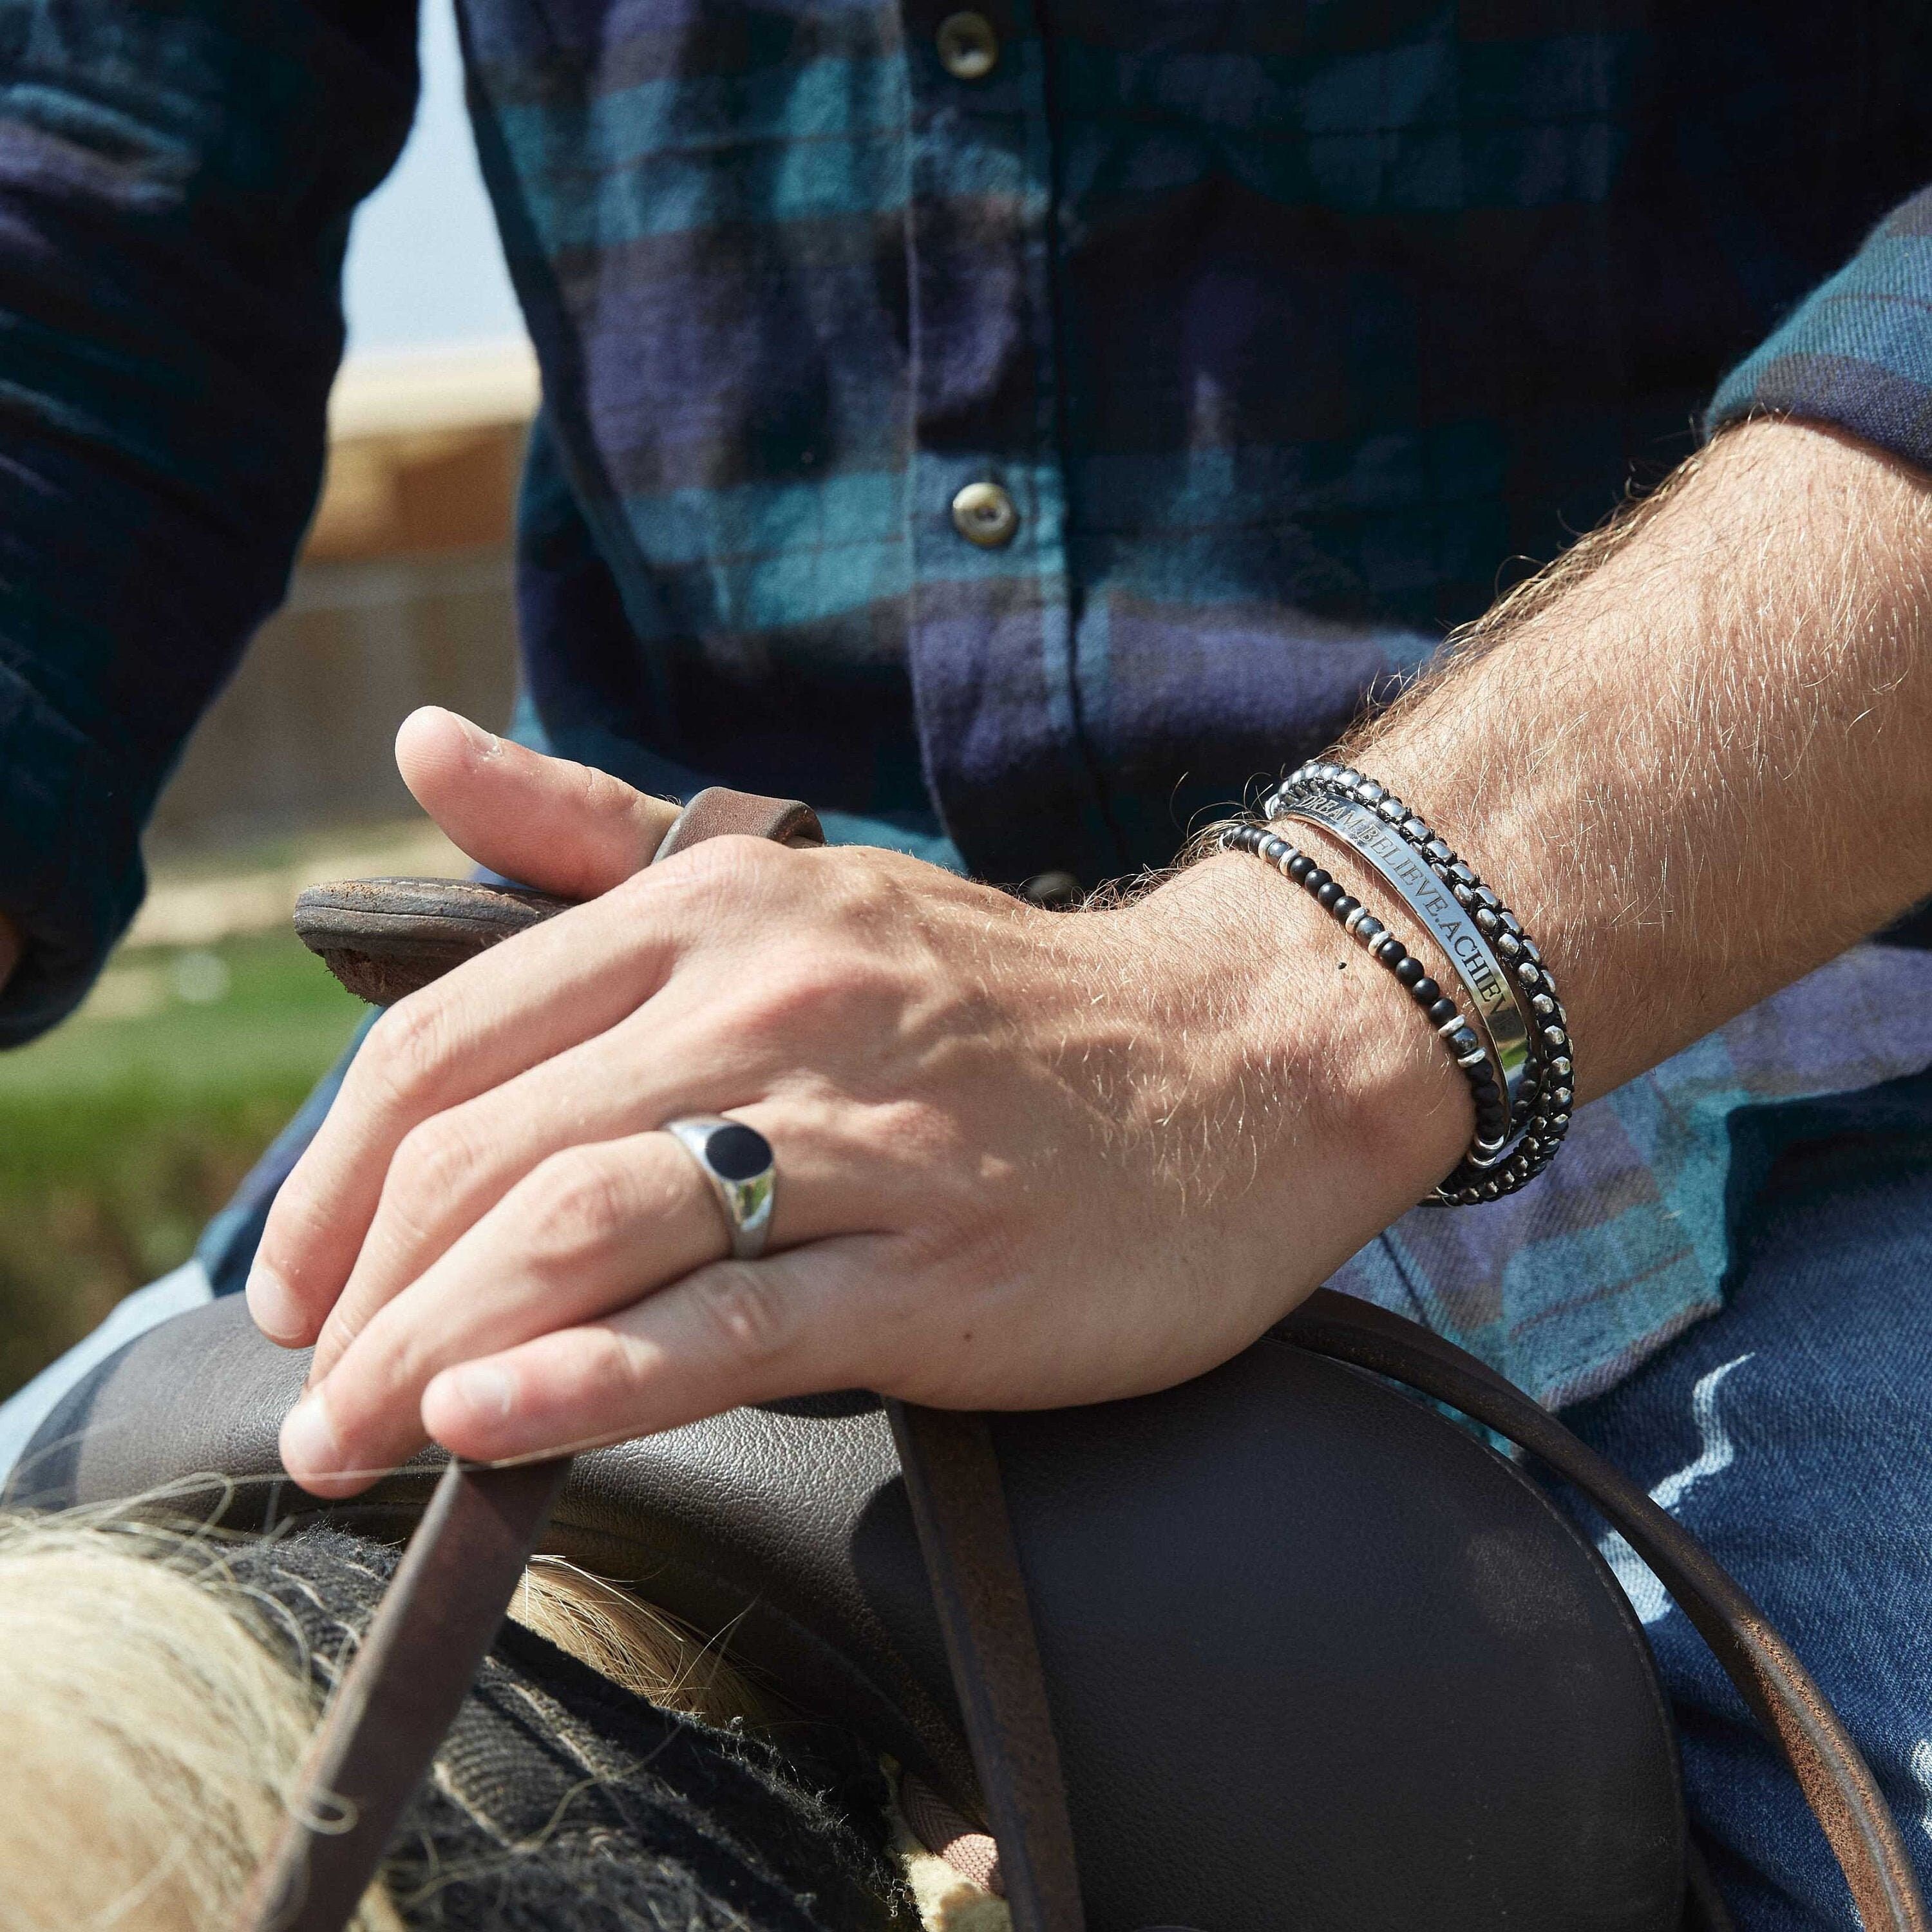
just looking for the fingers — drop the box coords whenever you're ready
[303,987,825,1384]
[278,1108,849,1495]
[301,1016,694,1384]
[248,880,686,1348]
[394,706,681,898]
[419,1235,904,1464]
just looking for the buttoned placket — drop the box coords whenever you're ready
[896,0,1105,889]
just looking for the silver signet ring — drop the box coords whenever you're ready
[663,1116,775,1260]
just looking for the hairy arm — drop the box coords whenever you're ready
[1260,417,1932,1115]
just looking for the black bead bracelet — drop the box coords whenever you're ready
[1257,762,1575,1204]
[1218,822,1511,1170]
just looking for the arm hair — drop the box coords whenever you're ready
[1335,418,1932,1100]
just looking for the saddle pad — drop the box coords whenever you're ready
[18,1294,1682,1929]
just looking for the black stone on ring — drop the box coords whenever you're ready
[663,1115,776,1259]
[705,1122,774,1184]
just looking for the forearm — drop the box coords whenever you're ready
[1315,419,1932,1106]
[0,909,16,993]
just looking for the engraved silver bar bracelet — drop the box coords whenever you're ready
[1269,789,1533,1127]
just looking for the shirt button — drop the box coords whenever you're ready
[936,12,999,80]
[951,480,1019,547]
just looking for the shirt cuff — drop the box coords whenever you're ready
[1707,185,1932,471]
[0,662,144,1046]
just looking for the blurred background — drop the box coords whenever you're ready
[1,0,532,1397]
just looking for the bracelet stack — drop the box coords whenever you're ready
[1218,819,1511,1159]
[1218,762,1574,1205]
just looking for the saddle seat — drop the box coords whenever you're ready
[18,1290,1684,1931]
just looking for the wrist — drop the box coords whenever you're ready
[1128,853,1470,1236]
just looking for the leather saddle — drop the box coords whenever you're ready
[10,788,1924,1932]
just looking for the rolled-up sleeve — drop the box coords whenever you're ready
[1708,185,1932,473]
[0,1,416,1043]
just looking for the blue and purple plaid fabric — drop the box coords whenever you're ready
[5,1,1932,1401]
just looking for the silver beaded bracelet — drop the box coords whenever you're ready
[1222,762,1573,1204]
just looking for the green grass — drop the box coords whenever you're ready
[0,931,365,1399]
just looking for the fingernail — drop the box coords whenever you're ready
[455,714,502,759]
[444,1363,517,1425]
[280,1390,343,1480]
[246,1262,305,1345]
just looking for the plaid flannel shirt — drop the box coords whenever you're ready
[6,0,1932,1403]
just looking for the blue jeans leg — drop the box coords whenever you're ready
[1559,1068,1932,1929]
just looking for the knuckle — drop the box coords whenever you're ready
[675,833,783,898]
[732,945,896,1047]
[388,1113,482,1205]
[648,832,814,938]
[577,760,639,819]
[687,1262,793,1364]
[571,1328,652,1410]
[357,996,454,1110]
[607,840,770,936]
[861,1095,958,1166]
[522,1146,635,1260]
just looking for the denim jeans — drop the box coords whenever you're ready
[1559,1064,1932,1927]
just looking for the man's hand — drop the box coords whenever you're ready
[257,417,1932,1497]
[259,708,1463,1495]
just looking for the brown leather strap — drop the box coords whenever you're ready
[292,878,573,1007]
[1282,1288,1928,1932]
[656,786,823,858]
[234,1456,569,1932]
[888,1402,1085,1931]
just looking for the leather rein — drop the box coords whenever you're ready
[231,790,1925,1932]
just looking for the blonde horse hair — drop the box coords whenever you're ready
[0,1504,761,1932]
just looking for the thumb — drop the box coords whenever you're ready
[394,707,681,899]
